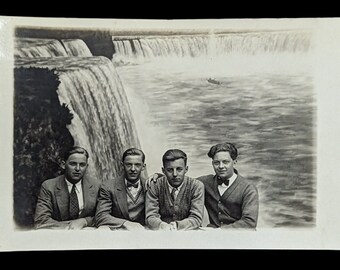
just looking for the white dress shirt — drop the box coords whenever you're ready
[218,172,237,196]
[65,178,84,215]
[167,181,183,201]
[125,179,141,198]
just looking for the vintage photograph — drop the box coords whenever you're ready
[1,17,340,250]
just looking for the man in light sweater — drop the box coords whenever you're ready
[145,149,205,231]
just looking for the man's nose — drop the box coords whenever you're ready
[218,162,224,169]
[131,164,136,171]
[173,170,178,176]
[75,164,80,171]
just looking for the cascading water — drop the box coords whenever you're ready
[112,31,312,60]
[14,38,93,58]
[15,56,141,182]
[14,37,144,227]
[61,39,93,57]
[14,38,68,58]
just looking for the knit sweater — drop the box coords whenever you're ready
[145,176,205,230]
[198,174,258,229]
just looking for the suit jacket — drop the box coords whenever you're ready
[95,175,146,228]
[145,176,205,230]
[198,173,259,229]
[34,175,100,229]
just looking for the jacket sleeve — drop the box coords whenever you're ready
[176,180,205,230]
[145,182,163,230]
[34,183,71,230]
[222,184,259,229]
[95,183,128,228]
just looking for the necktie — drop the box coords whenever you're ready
[217,177,229,186]
[171,187,178,201]
[69,184,79,220]
[127,181,139,188]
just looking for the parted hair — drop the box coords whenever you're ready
[63,146,89,161]
[122,148,145,163]
[207,142,238,160]
[162,149,187,166]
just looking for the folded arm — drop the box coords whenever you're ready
[145,183,163,230]
[95,185,130,229]
[221,185,259,229]
[34,185,72,229]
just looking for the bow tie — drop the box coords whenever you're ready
[127,181,139,188]
[217,177,229,186]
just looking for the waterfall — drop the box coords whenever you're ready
[14,38,68,58]
[15,38,93,58]
[15,56,141,183]
[112,31,312,60]
[61,39,93,56]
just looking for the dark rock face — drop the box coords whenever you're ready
[14,67,74,228]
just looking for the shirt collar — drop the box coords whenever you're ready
[222,172,237,187]
[65,178,82,191]
[125,179,140,187]
[167,179,184,192]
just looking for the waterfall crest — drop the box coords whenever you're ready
[15,38,93,58]
[112,31,312,60]
[61,39,93,56]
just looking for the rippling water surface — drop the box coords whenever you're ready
[117,54,316,227]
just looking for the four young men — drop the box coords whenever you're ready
[34,143,259,230]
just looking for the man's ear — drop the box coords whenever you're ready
[141,163,146,171]
[60,160,66,170]
[161,167,165,174]
[185,166,188,173]
[233,159,237,167]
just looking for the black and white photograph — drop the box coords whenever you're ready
[1,16,340,250]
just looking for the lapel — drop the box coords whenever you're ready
[211,175,221,200]
[81,177,94,217]
[140,177,146,194]
[220,175,240,201]
[55,175,69,221]
[114,176,129,219]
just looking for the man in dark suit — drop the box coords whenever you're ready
[198,142,259,229]
[95,148,147,231]
[34,146,100,230]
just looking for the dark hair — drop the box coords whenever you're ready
[207,142,238,160]
[122,148,145,163]
[162,149,187,166]
[63,146,89,161]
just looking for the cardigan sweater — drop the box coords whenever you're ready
[198,173,259,229]
[145,176,205,230]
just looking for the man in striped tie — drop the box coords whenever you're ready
[145,149,205,231]
[34,146,100,230]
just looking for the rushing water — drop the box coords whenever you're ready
[14,32,316,228]
[15,56,141,182]
[115,37,316,227]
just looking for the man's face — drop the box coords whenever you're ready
[212,151,236,179]
[162,158,188,188]
[64,153,88,183]
[123,155,145,182]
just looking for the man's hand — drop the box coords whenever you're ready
[68,218,87,230]
[169,221,178,231]
[145,173,163,190]
[159,222,172,231]
[123,221,145,231]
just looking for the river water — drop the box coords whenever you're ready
[115,50,316,227]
